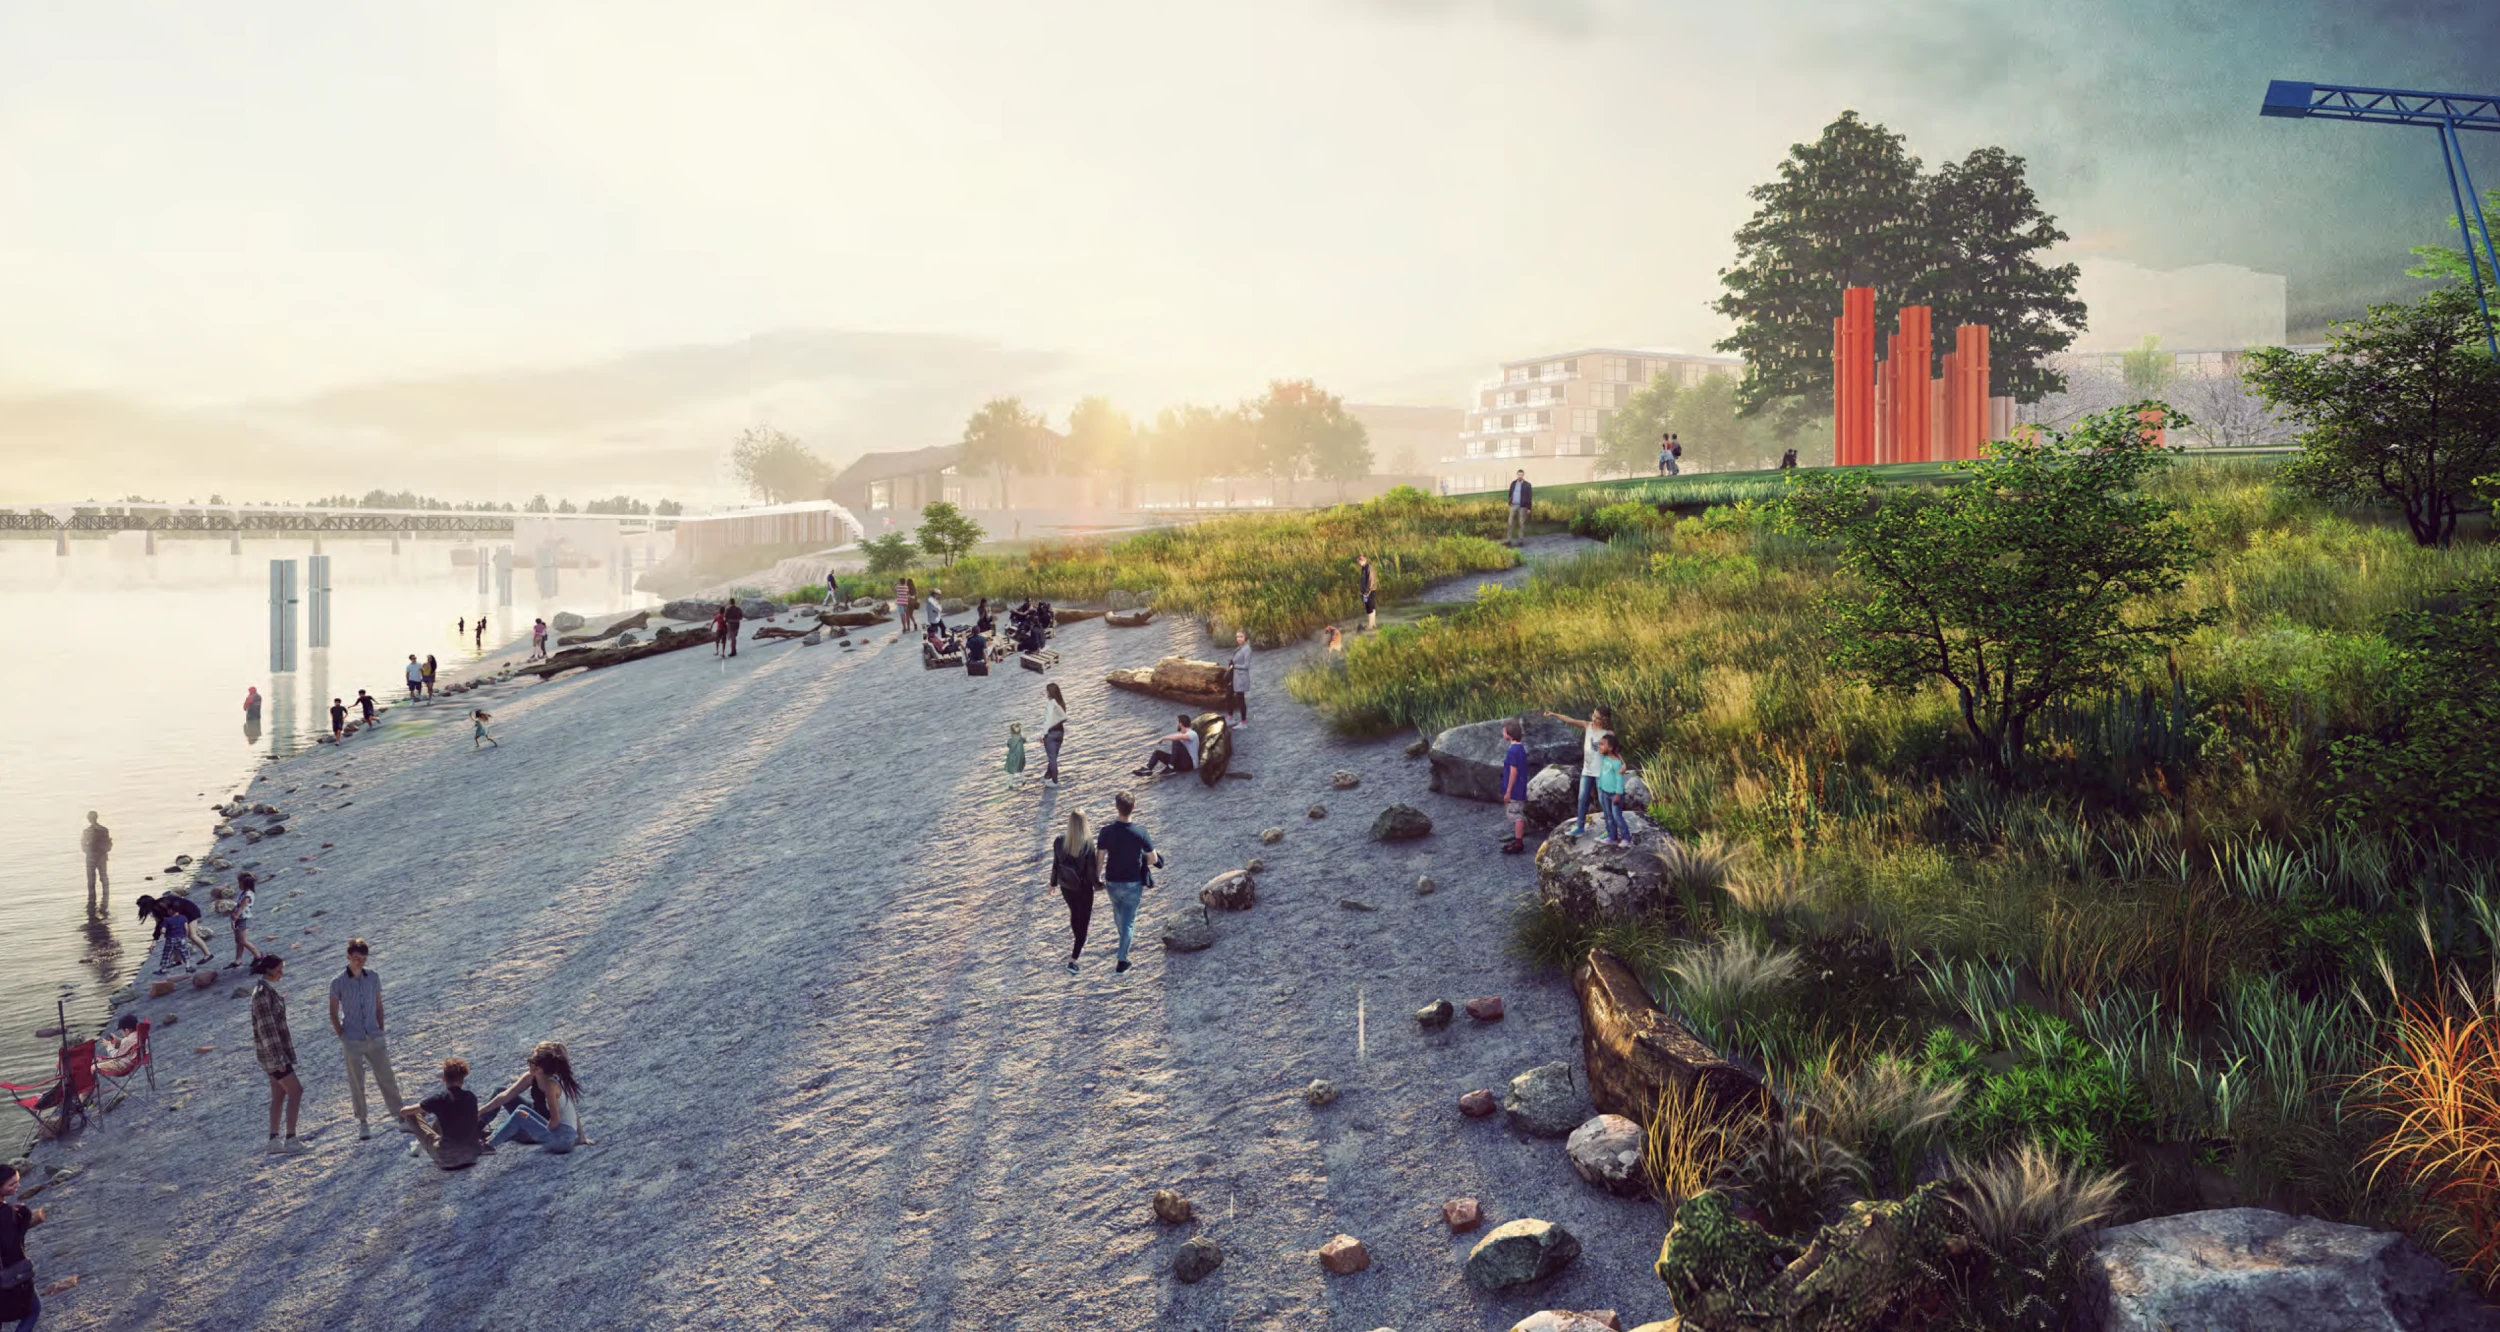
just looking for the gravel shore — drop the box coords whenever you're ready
[22,580,1668,1331]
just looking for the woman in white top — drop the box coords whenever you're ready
[484,1041,586,1154]
[1549,706,1614,837]
[1040,682,1069,787]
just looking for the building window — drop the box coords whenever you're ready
[1570,408,1598,434]
[868,481,892,511]
[1563,358,1579,374]
[1506,366,1529,384]
[1465,439,1486,458]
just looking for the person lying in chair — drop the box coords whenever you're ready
[1133,714,1201,777]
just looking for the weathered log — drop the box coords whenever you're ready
[816,607,891,628]
[1054,607,1105,625]
[1107,660,1232,711]
[518,624,717,679]
[1192,712,1233,786]
[1106,608,1156,628]
[1573,947,1775,1126]
[752,625,812,641]
[557,610,651,646]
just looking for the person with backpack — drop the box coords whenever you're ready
[1046,809,1101,973]
[0,1161,47,1332]
[1094,792,1162,975]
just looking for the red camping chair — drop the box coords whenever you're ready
[4,1037,99,1140]
[95,1019,155,1112]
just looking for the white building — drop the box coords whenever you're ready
[1431,347,1742,495]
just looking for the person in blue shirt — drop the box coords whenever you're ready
[1499,718,1531,855]
[1595,733,1634,846]
[1093,791,1163,975]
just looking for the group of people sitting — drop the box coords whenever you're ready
[1005,597,1055,654]
[400,1040,588,1170]
[923,596,1057,674]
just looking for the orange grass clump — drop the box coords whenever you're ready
[2362,987,2500,1294]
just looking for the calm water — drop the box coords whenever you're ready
[0,534,656,1091]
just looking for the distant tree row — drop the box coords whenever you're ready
[296,489,682,516]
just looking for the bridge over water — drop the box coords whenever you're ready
[0,502,673,537]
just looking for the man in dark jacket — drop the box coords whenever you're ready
[722,600,743,657]
[1506,470,1533,542]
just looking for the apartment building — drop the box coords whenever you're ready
[1432,348,1742,495]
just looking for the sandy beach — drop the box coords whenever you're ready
[15,574,1670,1332]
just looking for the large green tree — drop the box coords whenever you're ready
[1715,112,2084,423]
[1063,396,1141,506]
[957,397,1052,509]
[1774,402,2212,775]
[729,426,833,504]
[1249,379,1370,502]
[2405,187,2499,290]
[1597,377,1679,477]
[915,500,986,567]
[2243,287,2500,547]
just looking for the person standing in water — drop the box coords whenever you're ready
[80,811,111,898]
[1040,681,1068,788]
[404,655,425,703]
[250,955,306,1155]
[474,615,486,650]
[242,686,262,724]
[457,616,465,640]
[1357,554,1378,631]
[1046,809,1099,972]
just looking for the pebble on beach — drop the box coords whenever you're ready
[1304,1078,1340,1107]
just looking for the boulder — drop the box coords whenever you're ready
[1199,870,1256,911]
[1404,737,1431,758]
[1536,818,1678,922]
[1504,1062,1584,1139]
[1174,1236,1223,1283]
[1509,1314,1623,1332]
[191,970,219,991]
[549,611,587,631]
[1304,1079,1340,1107]
[1429,716,1581,802]
[1416,999,1454,1030]
[1161,906,1214,953]
[659,598,716,622]
[1105,656,1232,710]
[1308,805,1327,820]
[616,632,641,647]
[1459,1090,1499,1118]
[1526,763,1583,828]
[1332,770,1361,790]
[1371,805,1433,841]
[737,597,779,621]
[2080,1208,2500,1332]
[1192,713,1233,786]
[1444,1197,1484,1232]
[1573,949,1772,1126]
[1656,1185,1974,1332]
[817,607,889,628]
[1466,1219,1582,1291]
[1151,1189,1194,1225]
[1105,608,1156,628]
[1566,1115,1648,1197]
[1318,1235,1371,1275]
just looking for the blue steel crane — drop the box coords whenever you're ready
[2262,80,2500,356]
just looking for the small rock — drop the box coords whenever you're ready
[1416,999,1454,1030]
[1304,1078,1340,1108]
[1173,1236,1223,1283]
[1370,804,1433,841]
[191,970,217,990]
[1199,870,1257,911]
[1243,857,1265,873]
[1465,1218,1582,1290]
[1331,770,1361,790]
[1307,804,1327,819]
[1508,1312,1621,1332]
[194,1044,215,1055]
[1414,875,1437,896]
[37,1276,77,1297]
[230,987,249,999]
[1565,1114,1649,1197]
[1318,1234,1371,1275]
[1444,1197,1484,1232]
[159,1013,178,1028]
[1338,897,1377,912]
[1161,906,1214,954]
[1504,1062,1583,1138]
[1151,1189,1194,1225]
[1404,737,1431,757]
[149,979,177,998]
[1458,1089,1499,1118]
[1258,827,1284,844]
[1466,995,1505,1022]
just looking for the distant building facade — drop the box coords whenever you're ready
[828,446,968,528]
[1431,348,1742,495]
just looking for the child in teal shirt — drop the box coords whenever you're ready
[1595,733,1632,846]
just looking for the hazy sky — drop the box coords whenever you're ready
[1,0,2493,408]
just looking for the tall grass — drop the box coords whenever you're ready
[2363,977,2500,1294]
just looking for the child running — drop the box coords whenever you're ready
[472,710,499,750]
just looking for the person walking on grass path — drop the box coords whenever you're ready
[1227,629,1251,728]
[1,1160,49,1332]
[80,811,111,899]
[1595,733,1634,846]
[329,938,407,1142]
[1549,705,1615,838]
[1095,791,1161,975]
[405,654,425,703]
[1499,718,1531,855]
[471,709,498,750]
[1047,808,1101,972]
[1507,469,1534,543]
[1041,681,1069,788]
[250,955,306,1155]
[227,871,261,969]
[1356,554,1378,632]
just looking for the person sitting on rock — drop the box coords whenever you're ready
[400,1056,487,1170]
[1133,714,1200,778]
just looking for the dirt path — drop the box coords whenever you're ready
[24,604,1669,1331]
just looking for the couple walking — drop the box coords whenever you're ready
[1044,792,1160,975]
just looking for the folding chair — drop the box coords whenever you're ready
[95,1020,155,1112]
[4,1038,99,1140]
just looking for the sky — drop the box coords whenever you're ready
[0,0,2494,499]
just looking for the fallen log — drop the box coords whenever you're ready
[1574,947,1775,1127]
[1106,608,1156,628]
[753,625,812,641]
[1106,655,1233,710]
[517,625,717,679]
[817,607,891,628]
[556,610,651,647]
[1054,607,1106,625]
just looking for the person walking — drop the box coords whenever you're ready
[471,709,498,750]
[249,955,306,1155]
[227,871,261,969]
[1226,629,1251,728]
[474,615,486,650]
[1094,791,1161,975]
[1004,722,1026,784]
[1040,682,1068,788]
[1356,554,1378,632]
[1507,470,1534,543]
[356,689,377,726]
[1657,439,1671,476]
[329,698,348,739]
[1498,718,1531,855]
[328,938,407,1141]
[1664,432,1683,476]
[897,577,917,633]
[710,605,728,659]
[404,655,424,702]
[722,599,743,657]
[1046,809,1100,972]
[0,1162,48,1332]
[79,812,110,899]
[422,655,438,701]
[1549,706,1615,838]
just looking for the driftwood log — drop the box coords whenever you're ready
[1107,656,1233,710]
[816,607,891,628]
[557,610,651,647]
[1191,712,1233,786]
[752,625,813,642]
[1573,947,1774,1125]
[519,625,716,679]
[1054,607,1106,625]
[1106,609,1156,628]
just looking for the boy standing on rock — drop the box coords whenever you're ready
[329,939,407,1141]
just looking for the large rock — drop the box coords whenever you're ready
[549,611,587,631]
[1536,818,1676,922]
[1504,1062,1585,1139]
[736,597,778,621]
[1192,713,1233,786]
[2081,1209,2500,1332]
[659,598,717,622]
[1105,657,1233,710]
[1161,905,1214,953]
[1466,1218,1582,1290]
[1525,765,1654,828]
[1656,1185,1974,1332]
[1199,869,1256,911]
[1566,1114,1649,1197]
[1429,716,1581,802]
[1573,949,1773,1126]
[1509,1314,1622,1332]
[1174,1236,1223,1283]
[1371,805,1433,841]
[1318,1234,1371,1275]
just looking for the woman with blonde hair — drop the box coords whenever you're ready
[1045,809,1100,973]
[484,1041,587,1154]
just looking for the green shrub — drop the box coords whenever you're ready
[1924,1013,2153,1171]
[2326,574,2500,842]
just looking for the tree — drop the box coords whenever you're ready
[2244,287,2500,547]
[1715,112,2085,423]
[915,500,985,567]
[654,499,683,517]
[728,426,832,505]
[1597,377,1680,477]
[1668,374,1791,471]
[2169,373,2291,450]
[584,496,652,516]
[2406,187,2499,290]
[1064,396,1142,506]
[2120,336,2176,395]
[861,531,917,575]
[2327,575,2500,840]
[555,498,578,514]
[525,494,551,513]
[958,398,1049,509]
[1250,380,1370,502]
[1773,403,2213,775]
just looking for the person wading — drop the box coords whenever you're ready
[1094,791,1162,975]
[405,654,425,702]
[1047,809,1101,973]
[80,811,110,900]
[250,955,306,1155]
[329,938,407,1141]
[1040,681,1069,788]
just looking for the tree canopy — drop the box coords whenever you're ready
[915,500,986,567]
[957,398,1054,508]
[1249,379,1371,501]
[1715,111,2084,423]
[729,427,833,505]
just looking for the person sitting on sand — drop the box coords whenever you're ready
[471,710,498,750]
[228,871,262,968]
[399,1057,487,1170]
[483,1042,587,1155]
[1133,714,1200,778]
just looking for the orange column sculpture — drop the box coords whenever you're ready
[1894,307,1932,465]
[1938,350,1960,461]
[1840,287,1876,465]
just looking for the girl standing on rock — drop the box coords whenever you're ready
[1595,733,1633,847]
[1047,809,1100,973]
[1040,682,1069,788]
[251,955,306,1155]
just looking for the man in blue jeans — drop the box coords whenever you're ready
[1095,791,1162,975]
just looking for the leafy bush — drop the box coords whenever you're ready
[2327,575,2500,842]
[1570,500,1668,542]
[1924,1013,2153,1170]
[861,532,917,576]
